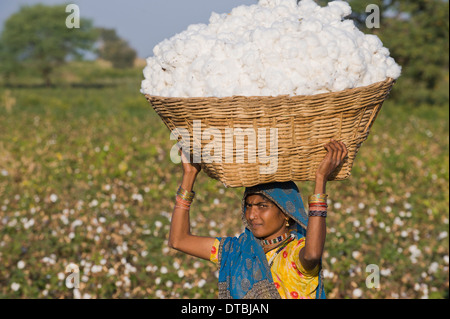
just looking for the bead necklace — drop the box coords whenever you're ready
[261,232,291,246]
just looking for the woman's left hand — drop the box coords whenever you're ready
[315,139,348,180]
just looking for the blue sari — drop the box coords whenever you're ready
[217,181,326,299]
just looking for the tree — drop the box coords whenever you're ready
[0,4,97,86]
[0,41,18,83]
[318,0,449,106]
[96,28,137,69]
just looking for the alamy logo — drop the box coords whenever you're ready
[169,121,279,174]
[366,4,380,29]
[66,4,80,29]
[65,263,80,289]
[366,264,380,289]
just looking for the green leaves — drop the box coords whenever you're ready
[96,28,137,69]
[0,4,97,86]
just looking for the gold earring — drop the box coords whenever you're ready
[285,219,290,227]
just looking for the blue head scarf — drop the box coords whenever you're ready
[216,181,326,299]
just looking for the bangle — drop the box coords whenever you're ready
[176,196,192,208]
[308,210,327,218]
[309,203,328,207]
[176,195,192,204]
[177,186,195,201]
[308,194,328,203]
[309,206,327,212]
[175,196,191,210]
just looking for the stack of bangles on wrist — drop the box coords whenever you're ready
[308,194,328,218]
[175,186,195,211]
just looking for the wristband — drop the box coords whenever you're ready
[308,210,327,218]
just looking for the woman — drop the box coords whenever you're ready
[169,140,348,299]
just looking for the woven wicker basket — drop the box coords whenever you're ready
[146,78,395,188]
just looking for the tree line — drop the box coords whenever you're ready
[0,4,137,86]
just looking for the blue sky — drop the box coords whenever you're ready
[0,0,257,58]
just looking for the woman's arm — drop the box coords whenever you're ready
[168,150,216,261]
[299,140,348,271]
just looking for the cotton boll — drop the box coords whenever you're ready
[325,41,341,60]
[348,62,366,78]
[205,74,222,93]
[209,12,227,26]
[302,18,323,33]
[201,59,218,75]
[360,71,375,87]
[359,48,373,65]
[253,8,273,25]
[372,52,388,68]
[386,61,402,79]
[241,49,261,67]
[163,72,175,87]
[259,0,295,10]
[189,84,206,97]
[340,19,358,33]
[142,65,153,79]
[236,85,261,97]
[223,42,239,59]
[263,68,284,91]
[332,76,352,91]
[185,40,204,61]
[163,50,186,69]
[222,59,241,82]
[152,44,161,57]
[279,36,300,59]
[211,43,228,60]
[261,87,275,96]
[265,28,282,45]
[213,85,233,97]
[190,56,207,75]
[365,34,384,53]
[230,43,246,60]
[186,23,207,34]
[140,79,152,94]
[278,78,295,95]
[258,0,275,8]
[284,46,300,60]
[168,88,181,98]
[294,86,308,96]
[372,65,388,83]
[173,39,186,56]
[303,33,321,49]
[297,0,320,13]
[273,4,292,18]
[327,1,352,20]
[376,47,391,58]
[311,46,328,59]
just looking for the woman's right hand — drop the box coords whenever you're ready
[179,148,201,176]
[315,139,348,180]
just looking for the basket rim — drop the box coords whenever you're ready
[144,77,395,101]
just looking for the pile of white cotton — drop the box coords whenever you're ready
[141,0,401,98]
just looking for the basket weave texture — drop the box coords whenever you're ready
[146,78,395,188]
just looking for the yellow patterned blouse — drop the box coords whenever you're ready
[210,237,319,299]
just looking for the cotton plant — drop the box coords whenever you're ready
[141,0,401,98]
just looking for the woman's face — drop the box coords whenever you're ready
[244,194,288,240]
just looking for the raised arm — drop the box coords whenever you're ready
[299,140,348,271]
[168,149,216,261]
